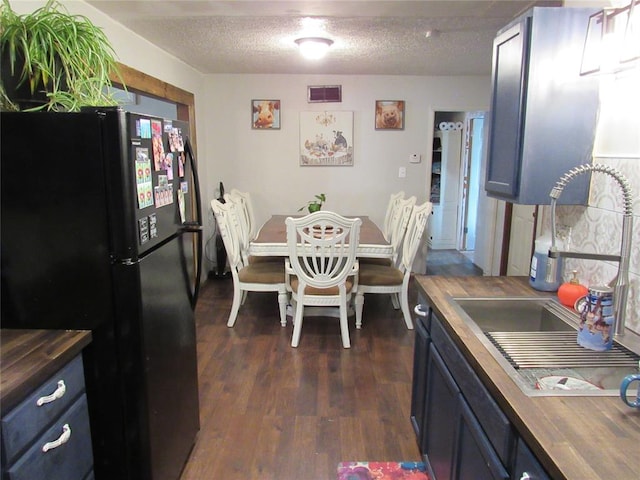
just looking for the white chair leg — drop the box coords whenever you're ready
[227,285,242,327]
[340,301,351,348]
[399,288,414,330]
[391,292,400,309]
[354,292,364,329]
[278,290,288,327]
[240,290,248,305]
[291,301,304,347]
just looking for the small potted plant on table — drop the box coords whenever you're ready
[298,193,326,214]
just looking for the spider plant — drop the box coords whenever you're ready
[0,0,122,111]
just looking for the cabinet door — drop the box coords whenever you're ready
[485,19,527,198]
[454,399,509,480]
[513,437,550,480]
[410,315,431,451]
[424,345,460,480]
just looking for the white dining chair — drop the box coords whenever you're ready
[224,189,280,265]
[211,199,288,328]
[361,195,415,269]
[354,201,432,330]
[285,211,362,348]
[224,189,257,242]
[382,191,405,242]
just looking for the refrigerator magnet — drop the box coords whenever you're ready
[178,190,186,224]
[149,213,158,239]
[169,127,184,153]
[138,217,149,245]
[137,118,152,138]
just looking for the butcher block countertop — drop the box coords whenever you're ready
[415,275,640,480]
[1,329,92,415]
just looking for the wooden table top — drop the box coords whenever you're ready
[415,275,640,480]
[1,329,92,414]
[249,214,392,258]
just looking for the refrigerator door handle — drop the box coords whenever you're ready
[184,137,203,307]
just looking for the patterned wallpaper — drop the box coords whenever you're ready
[540,70,640,335]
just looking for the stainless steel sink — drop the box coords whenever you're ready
[451,297,640,397]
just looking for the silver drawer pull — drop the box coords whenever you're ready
[36,380,66,406]
[414,304,427,317]
[42,424,71,452]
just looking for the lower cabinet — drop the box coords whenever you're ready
[1,354,94,480]
[410,305,431,450]
[411,309,550,480]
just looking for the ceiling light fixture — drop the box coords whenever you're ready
[295,37,333,60]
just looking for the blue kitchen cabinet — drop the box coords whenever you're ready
[410,305,431,451]
[485,7,599,205]
[1,354,94,480]
[412,307,550,479]
[424,345,460,480]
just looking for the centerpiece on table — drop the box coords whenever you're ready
[298,193,326,214]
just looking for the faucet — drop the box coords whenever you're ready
[546,163,634,338]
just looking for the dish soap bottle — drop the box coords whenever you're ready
[558,270,588,309]
[529,233,563,291]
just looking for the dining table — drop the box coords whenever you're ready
[249,214,393,259]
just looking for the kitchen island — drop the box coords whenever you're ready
[414,275,640,479]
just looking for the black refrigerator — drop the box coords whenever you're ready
[1,108,203,480]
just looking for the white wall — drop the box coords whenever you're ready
[200,74,491,272]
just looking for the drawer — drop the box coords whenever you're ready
[5,393,93,480]
[2,355,86,464]
[431,315,514,465]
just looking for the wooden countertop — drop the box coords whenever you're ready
[1,329,92,415]
[415,275,640,480]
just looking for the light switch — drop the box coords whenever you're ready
[409,153,421,163]
[398,167,406,178]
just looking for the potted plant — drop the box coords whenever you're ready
[0,0,122,111]
[298,193,326,213]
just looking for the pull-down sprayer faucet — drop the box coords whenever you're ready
[546,164,634,338]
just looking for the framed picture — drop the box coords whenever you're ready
[252,100,280,129]
[375,100,405,130]
[300,111,353,166]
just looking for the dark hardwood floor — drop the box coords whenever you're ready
[182,249,480,479]
[425,249,483,276]
[182,277,422,479]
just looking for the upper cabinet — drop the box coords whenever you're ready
[485,7,599,205]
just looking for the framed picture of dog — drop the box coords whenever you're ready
[375,100,404,130]
[252,100,281,129]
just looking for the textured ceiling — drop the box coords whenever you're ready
[87,0,563,76]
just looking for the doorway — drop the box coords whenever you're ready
[428,111,485,266]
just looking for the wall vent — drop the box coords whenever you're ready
[307,85,342,103]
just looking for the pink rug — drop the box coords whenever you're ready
[337,461,429,480]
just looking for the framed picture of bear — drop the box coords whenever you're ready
[252,100,281,129]
[300,111,353,166]
[375,100,404,130]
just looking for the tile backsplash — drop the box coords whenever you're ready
[539,69,640,335]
